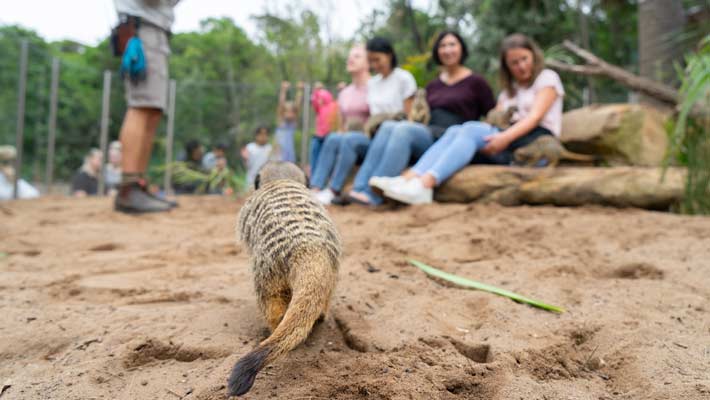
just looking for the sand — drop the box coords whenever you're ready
[0,196,709,400]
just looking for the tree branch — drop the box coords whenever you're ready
[549,40,680,105]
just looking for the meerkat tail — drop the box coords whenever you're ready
[227,248,336,397]
[560,150,597,162]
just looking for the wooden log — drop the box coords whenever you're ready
[435,165,685,210]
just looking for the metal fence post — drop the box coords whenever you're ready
[164,79,177,196]
[45,57,60,194]
[13,40,29,199]
[97,70,112,196]
[300,82,311,168]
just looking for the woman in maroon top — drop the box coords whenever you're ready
[348,31,496,206]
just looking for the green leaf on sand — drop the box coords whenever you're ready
[409,259,564,313]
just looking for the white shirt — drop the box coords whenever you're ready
[0,173,39,200]
[114,0,180,31]
[246,143,273,188]
[367,67,417,115]
[498,69,565,136]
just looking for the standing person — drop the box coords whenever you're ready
[309,44,370,204]
[379,33,565,205]
[113,0,180,213]
[274,81,304,163]
[348,31,496,206]
[309,85,339,174]
[105,141,122,196]
[241,126,274,189]
[71,148,103,197]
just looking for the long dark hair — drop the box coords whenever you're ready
[431,31,468,66]
[499,33,545,97]
[366,37,398,68]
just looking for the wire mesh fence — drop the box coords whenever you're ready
[0,39,317,199]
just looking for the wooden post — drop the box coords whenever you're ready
[164,79,177,196]
[13,40,29,199]
[97,70,112,196]
[45,57,60,194]
[300,83,311,168]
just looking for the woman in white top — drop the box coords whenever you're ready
[378,33,565,205]
[345,37,421,206]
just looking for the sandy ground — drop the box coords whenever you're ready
[1,195,709,400]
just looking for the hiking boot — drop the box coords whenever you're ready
[115,183,173,214]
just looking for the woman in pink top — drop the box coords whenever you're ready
[309,86,339,173]
[310,44,371,204]
[376,33,565,205]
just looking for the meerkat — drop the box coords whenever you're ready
[513,135,596,167]
[363,112,407,137]
[485,106,518,130]
[228,161,341,397]
[408,88,431,125]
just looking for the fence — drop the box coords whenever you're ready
[0,39,317,199]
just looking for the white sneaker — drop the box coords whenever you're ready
[369,175,408,192]
[384,178,433,205]
[315,189,335,205]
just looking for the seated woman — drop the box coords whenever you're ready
[309,44,370,204]
[348,31,496,206]
[376,33,565,205]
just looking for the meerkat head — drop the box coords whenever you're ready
[415,88,427,101]
[254,161,308,190]
[513,147,533,164]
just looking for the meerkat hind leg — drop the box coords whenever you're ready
[258,284,291,332]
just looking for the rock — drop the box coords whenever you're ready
[435,165,685,210]
[560,103,671,166]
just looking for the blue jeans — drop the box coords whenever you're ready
[310,136,326,174]
[411,121,497,184]
[353,120,433,204]
[310,132,369,192]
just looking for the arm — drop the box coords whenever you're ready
[276,81,290,122]
[403,96,414,115]
[482,87,558,154]
[294,81,305,115]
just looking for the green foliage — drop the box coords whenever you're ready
[667,35,710,214]
[409,259,564,313]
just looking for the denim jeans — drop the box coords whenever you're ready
[412,122,554,184]
[310,134,341,189]
[411,121,497,184]
[310,136,327,174]
[353,120,433,204]
[331,132,369,192]
[310,132,369,192]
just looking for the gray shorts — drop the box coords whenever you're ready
[124,23,170,111]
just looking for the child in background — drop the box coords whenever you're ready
[309,84,339,175]
[241,126,274,189]
[275,81,304,163]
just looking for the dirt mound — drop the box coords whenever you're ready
[1,196,709,399]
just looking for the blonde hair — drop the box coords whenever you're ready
[499,33,545,97]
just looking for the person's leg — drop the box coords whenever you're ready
[371,122,432,178]
[409,125,462,176]
[139,108,163,172]
[365,122,432,204]
[309,136,325,174]
[425,121,495,184]
[329,132,369,193]
[310,135,342,189]
[351,121,395,193]
[120,107,162,175]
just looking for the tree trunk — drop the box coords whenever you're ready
[638,0,686,105]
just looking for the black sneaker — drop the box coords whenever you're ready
[115,183,173,214]
[135,179,178,208]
